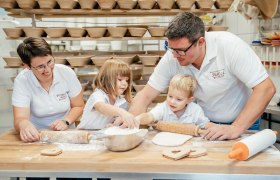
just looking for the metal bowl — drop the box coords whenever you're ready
[102,128,148,152]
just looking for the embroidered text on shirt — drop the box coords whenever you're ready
[56,93,67,101]
[210,69,225,79]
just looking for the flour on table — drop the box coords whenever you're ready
[152,132,193,146]
[54,140,106,151]
[103,126,141,135]
[192,142,203,147]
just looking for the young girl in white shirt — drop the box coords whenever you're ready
[77,59,135,129]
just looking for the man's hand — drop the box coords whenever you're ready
[19,120,40,142]
[202,124,244,141]
[50,120,69,131]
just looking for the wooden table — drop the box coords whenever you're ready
[0,130,280,180]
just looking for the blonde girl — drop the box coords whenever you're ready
[77,59,136,129]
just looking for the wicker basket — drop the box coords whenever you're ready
[108,27,127,38]
[117,0,137,9]
[141,74,151,81]
[56,0,77,9]
[2,57,23,67]
[44,27,67,38]
[78,0,97,9]
[0,0,17,8]
[54,57,67,64]
[133,80,147,92]
[113,55,135,65]
[77,72,98,82]
[195,0,215,10]
[96,0,116,10]
[16,0,36,9]
[142,66,155,74]
[214,0,234,9]
[66,56,91,67]
[148,26,167,37]
[67,28,86,38]
[22,27,45,37]
[138,0,155,10]
[128,27,147,37]
[176,0,195,10]
[157,0,174,10]
[37,0,57,9]
[91,55,113,66]
[86,27,107,38]
[3,28,23,38]
[131,66,143,80]
[138,54,159,66]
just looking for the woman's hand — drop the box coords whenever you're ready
[50,120,69,131]
[19,120,40,142]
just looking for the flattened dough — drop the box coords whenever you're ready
[188,147,207,158]
[162,146,191,160]
[152,132,192,146]
[41,148,62,156]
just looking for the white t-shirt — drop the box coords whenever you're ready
[149,31,268,123]
[12,64,82,129]
[77,88,129,130]
[150,101,209,128]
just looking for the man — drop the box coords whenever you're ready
[129,12,276,140]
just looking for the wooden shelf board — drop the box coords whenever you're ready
[4,66,23,68]
[6,37,167,41]
[6,8,226,18]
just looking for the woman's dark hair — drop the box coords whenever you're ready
[17,37,52,66]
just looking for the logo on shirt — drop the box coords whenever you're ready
[56,93,67,101]
[210,69,225,79]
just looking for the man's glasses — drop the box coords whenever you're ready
[31,58,55,72]
[168,38,199,56]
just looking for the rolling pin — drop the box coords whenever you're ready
[40,130,91,144]
[153,121,205,136]
[228,129,277,161]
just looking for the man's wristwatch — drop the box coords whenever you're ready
[62,120,71,126]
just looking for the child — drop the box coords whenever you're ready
[135,74,213,129]
[77,59,135,129]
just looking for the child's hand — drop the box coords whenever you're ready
[119,111,139,129]
[108,117,123,127]
[110,112,139,129]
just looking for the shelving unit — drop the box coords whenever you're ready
[0,0,233,100]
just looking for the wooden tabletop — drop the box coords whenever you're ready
[0,129,280,179]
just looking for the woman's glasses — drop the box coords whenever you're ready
[31,58,55,72]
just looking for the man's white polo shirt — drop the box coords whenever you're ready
[149,31,268,123]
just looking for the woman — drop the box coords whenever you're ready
[12,37,84,143]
